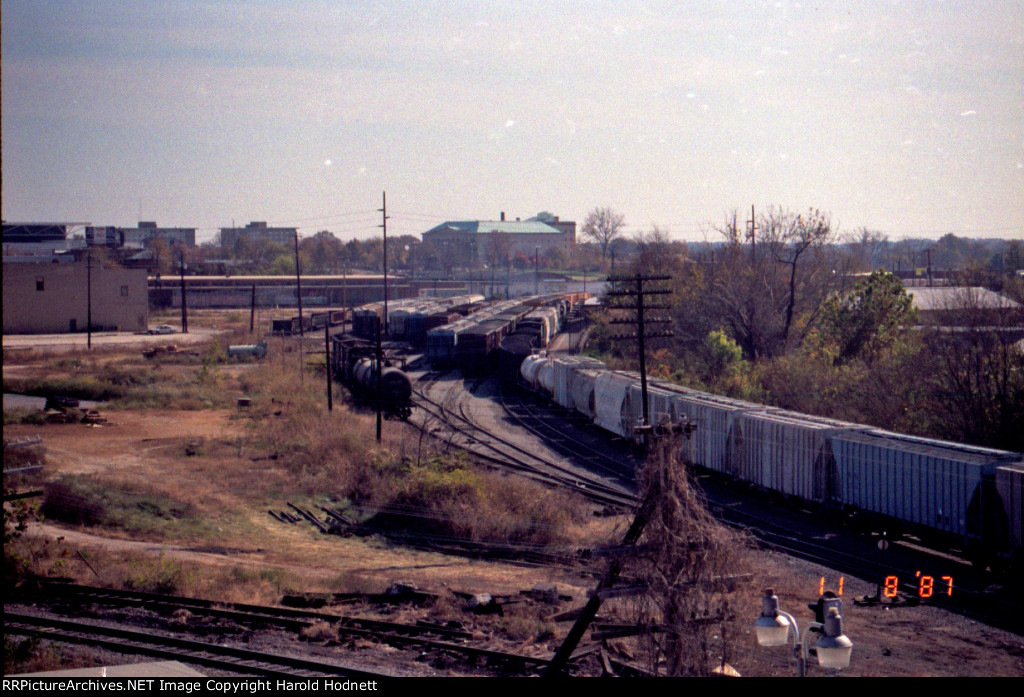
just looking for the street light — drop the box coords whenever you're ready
[816,607,854,670]
[754,589,852,676]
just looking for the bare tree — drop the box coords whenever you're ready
[484,231,512,270]
[691,207,845,360]
[926,288,1024,451]
[845,227,889,273]
[582,207,626,260]
[761,208,838,347]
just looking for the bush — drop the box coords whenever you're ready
[41,476,207,541]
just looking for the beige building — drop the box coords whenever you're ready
[421,212,577,265]
[2,258,149,334]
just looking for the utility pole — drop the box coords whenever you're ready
[746,205,757,264]
[179,250,188,334]
[534,246,539,295]
[376,191,389,444]
[379,191,389,336]
[546,495,657,676]
[294,230,304,335]
[342,264,349,323]
[250,284,256,334]
[325,323,333,412]
[605,274,673,431]
[87,249,93,350]
[294,230,304,386]
[375,301,383,443]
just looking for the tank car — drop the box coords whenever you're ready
[352,357,413,419]
[331,334,413,419]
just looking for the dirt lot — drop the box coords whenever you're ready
[3,341,1023,677]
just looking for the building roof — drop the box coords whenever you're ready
[908,286,1021,311]
[424,220,561,236]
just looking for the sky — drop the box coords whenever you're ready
[2,0,1023,245]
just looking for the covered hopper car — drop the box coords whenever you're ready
[519,354,1024,570]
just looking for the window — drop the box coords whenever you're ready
[36,276,44,291]
[121,285,129,297]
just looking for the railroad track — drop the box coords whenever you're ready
[4,611,390,678]
[492,377,1024,635]
[407,366,1023,638]
[498,382,642,485]
[7,581,566,675]
[410,374,636,510]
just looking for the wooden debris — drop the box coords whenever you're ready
[286,502,330,533]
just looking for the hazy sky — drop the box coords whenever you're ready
[3,0,1022,244]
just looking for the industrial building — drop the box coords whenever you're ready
[2,222,87,256]
[3,254,149,334]
[908,286,1023,326]
[218,221,298,249]
[121,221,196,248]
[421,212,576,265]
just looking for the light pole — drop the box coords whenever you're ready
[753,589,852,676]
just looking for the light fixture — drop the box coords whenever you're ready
[753,588,853,676]
[754,589,792,647]
[815,607,853,670]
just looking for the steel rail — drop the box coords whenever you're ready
[4,611,390,678]
[10,583,575,672]
[411,387,635,509]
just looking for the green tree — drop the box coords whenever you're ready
[819,269,917,363]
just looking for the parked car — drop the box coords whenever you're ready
[148,324,176,334]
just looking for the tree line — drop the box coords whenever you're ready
[586,206,1024,453]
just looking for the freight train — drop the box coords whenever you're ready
[330,334,413,419]
[425,293,587,373]
[328,292,589,415]
[518,353,1024,571]
[271,309,348,335]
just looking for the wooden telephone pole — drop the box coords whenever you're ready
[376,191,389,443]
[604,274,674,430]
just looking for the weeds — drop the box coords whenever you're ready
[42,475,211,542]
[121,554,195,595]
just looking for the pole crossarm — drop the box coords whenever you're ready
[603,273,674,429]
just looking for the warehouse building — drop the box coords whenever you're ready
[2,254,148,334]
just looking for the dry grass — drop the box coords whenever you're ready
[4,321,604,612]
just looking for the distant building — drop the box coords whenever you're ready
[219,221,298,249]
[121,221,196,248]
[908,286,1024,326]
[3,222,70,244]
[82,222,196,248]
[2,222,88,256]
[421,212,576,264]
[3,256,148,334]
[86,226,124,247]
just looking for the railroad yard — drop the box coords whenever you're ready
[3,308,1023,678]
